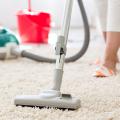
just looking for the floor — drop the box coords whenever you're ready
[0,28,120,120]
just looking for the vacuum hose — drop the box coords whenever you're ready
[21,0,90,63]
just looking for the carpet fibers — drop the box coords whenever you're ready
[0,44,120,120]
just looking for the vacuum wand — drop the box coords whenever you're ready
[52,0,73,91]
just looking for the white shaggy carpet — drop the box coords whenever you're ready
[0,39,120,120]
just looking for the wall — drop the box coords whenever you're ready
[0,0,96,29]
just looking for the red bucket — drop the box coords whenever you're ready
[17,10,51,44]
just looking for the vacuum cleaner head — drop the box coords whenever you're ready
[14,90,80,110]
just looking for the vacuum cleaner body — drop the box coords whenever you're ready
[0,27,19,47]
[0,28,20,60]
[0,43,20,60]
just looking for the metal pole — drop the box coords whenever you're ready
[52,0,74,91]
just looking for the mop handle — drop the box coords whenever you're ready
[28,0,31,12]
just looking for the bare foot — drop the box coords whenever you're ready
[103,60,117,73]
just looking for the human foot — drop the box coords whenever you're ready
[93,65,115,77]
[93,58,117,77]
[103,62,116,74]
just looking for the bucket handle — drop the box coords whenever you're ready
[28,0,31,12]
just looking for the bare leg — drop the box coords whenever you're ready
[102,32,120,72]
[103,31,119,63]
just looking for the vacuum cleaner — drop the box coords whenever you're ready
[0,27,20,60]
[14,0,89,110]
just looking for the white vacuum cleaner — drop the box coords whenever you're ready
[14,0,89,110]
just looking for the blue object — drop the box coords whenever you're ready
[0,27,19,47]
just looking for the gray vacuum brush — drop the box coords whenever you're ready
[15,90,80,110]
[14,0,81,110]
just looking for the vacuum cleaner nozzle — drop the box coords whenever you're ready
[14,90,80,110]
